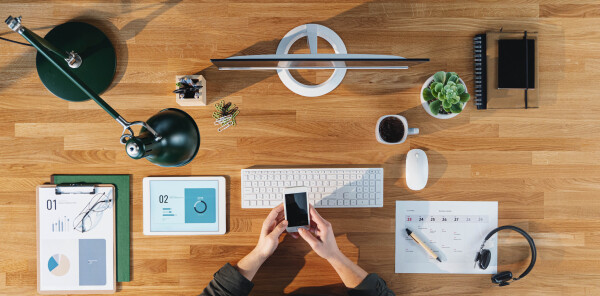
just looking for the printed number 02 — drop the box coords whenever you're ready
[159,195,169,203]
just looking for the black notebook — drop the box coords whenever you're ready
[498,39,535,89]
[473,31,538,109]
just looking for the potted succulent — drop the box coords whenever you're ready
[420,71,470,119]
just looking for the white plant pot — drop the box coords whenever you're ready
[420,75,468,119]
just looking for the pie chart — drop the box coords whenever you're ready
[48,254,70,276]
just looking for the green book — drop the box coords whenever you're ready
[52,174,130,282]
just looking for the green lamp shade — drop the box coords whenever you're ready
[128,108,201,167]
[36,22,116,102]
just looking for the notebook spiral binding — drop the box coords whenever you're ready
[474,34,487,110]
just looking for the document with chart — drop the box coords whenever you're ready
[395,201,498,274]
[37,185,115,293]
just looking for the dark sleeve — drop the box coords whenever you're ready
[347,273,395,296]
[200,263,254,296]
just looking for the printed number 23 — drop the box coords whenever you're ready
[159,195,169,203]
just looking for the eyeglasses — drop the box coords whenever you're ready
[73,192,112,233]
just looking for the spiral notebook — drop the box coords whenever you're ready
[474,31,539,109]
[37,185,116,294]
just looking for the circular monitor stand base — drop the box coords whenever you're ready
[276,24,347,97]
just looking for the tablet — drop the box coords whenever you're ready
[143,177,226,235]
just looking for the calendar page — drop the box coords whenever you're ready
[395,201,498,274]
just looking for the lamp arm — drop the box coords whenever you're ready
[6,15,161,142]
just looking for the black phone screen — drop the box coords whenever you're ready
[285,192,309,227]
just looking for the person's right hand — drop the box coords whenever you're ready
[297,205,342,260]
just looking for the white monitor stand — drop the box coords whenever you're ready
[276,24,347,97]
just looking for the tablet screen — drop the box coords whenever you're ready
[148,180,220,232]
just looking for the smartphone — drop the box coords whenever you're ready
[283,187,310,232]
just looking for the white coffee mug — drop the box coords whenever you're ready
[375,115,419,144]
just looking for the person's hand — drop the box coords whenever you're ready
[252,203,288,261]
[297,205,342,261]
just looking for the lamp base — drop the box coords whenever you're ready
[36,22,116,102]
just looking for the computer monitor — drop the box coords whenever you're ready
[210,24,429,97]
[211,54,429,70]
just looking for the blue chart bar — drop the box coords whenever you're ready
[52,216,70,233]
[162,208,175,217]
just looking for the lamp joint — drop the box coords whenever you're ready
[5,15,24,34]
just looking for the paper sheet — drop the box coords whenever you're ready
[395,201,498,274]
[38,186,114,292]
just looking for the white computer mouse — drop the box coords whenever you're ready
[406,149,428,190]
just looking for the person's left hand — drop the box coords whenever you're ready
[253,203,288,261]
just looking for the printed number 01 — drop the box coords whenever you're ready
[159,195,169,203]
[46,199,57,210]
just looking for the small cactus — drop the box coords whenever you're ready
[423,71,470,115]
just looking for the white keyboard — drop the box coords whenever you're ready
[241,168,383,208]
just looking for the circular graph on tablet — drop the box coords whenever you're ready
[48,254,70,276]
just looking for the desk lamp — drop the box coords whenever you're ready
[5,16,200,167]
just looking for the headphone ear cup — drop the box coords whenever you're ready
[478,249,491,270]
[492,271,513,284]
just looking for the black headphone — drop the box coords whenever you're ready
[475,225,537,287]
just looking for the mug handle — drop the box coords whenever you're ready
[408,128,419,135]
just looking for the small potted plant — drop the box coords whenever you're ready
[420,71,470,119]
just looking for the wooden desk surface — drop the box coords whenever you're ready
[1,1,598,295]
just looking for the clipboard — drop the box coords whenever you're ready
[37,184,116,294]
